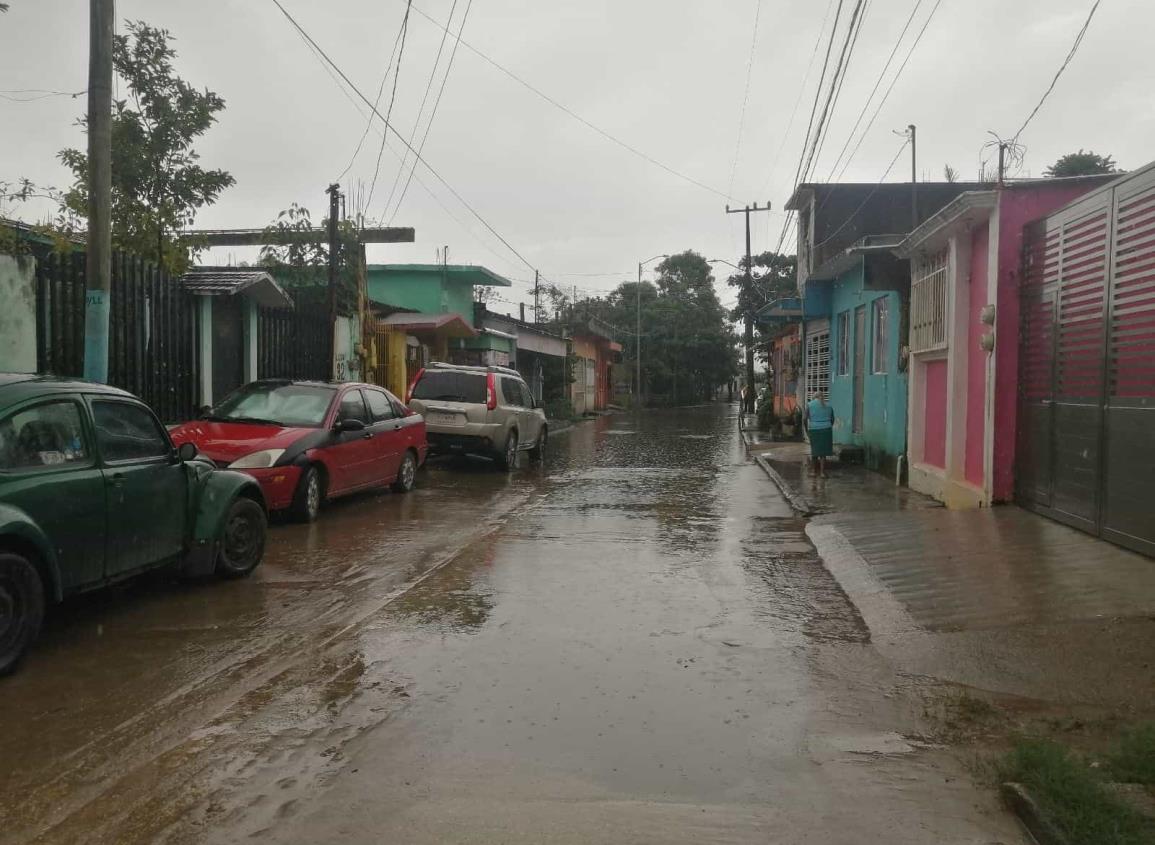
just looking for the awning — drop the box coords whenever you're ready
[378,311,478,338]
[180,269,293,308]
[756,297,803,325]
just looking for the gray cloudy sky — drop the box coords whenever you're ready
[2,0,1151,317]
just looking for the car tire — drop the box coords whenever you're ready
[496,431,518,472]
[290,465,323,523]
[392,450,418,493]
[528,426,548,463]
[215,498,268,579]
[0,552,45,676]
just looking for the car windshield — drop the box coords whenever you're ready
[411,371,487,403]
[209,383,336,427]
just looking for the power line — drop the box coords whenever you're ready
[0,88,85,102]
[366,0,413,214]
[1012,0,1102,143]
[813,137,909,251]
[381,0,460,221]
[832,0,945,182]
[760,0,837,196]
[405,1,731,200]
[389,0,474,223]
[336,12,407,182]
[727,0,763,199]
[268,0,541,274]
[820,0,920,183]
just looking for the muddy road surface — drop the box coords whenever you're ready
[0,405,1021,844]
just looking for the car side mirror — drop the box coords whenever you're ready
[177,441,199,462]
[335,418,365,433]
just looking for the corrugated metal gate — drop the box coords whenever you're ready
[1017,165,1155,557]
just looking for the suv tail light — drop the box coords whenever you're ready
[486,372,497,411]
[406,367,425,404]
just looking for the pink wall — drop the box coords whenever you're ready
[965,226,989,486]
[923,359,948,469]
[992,182,1108,501]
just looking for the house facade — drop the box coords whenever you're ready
[786,181,985,475]
[476,306,568,404]
[569,316,621,414]
[893,177,1114,508]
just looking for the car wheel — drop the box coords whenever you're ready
[215,498,268,579]
[0,552,45,676]
[528,426,548,463]
[290,465,323,523]
[392,450,418,493]
[496,431,518,472]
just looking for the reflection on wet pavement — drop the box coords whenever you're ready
[0,405,1022,845]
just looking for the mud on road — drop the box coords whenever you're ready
[0,406,1022,844]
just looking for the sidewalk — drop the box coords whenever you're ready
[743,421,1155,717]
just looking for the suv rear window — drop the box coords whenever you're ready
[411,371,487,404]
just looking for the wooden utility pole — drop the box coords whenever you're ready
[725,202,772,414]
[83,0,114,383]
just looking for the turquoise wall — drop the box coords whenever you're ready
[827,266,907,469]
[367,267,477,327]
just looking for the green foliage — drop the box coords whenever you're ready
[725,251,796,321]
[572,250,738,406]
[999,739,1153,845]
[58,20,234,272]
[543,398,577,422]
[1107,723,1155,785]
[258,203,361,299]
[1045,149,1120,178]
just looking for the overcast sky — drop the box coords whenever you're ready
[2,0,1152,317]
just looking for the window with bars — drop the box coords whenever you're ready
[911,249,948,353]
[805,330,831,400]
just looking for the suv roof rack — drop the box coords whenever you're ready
[426,361,521,377]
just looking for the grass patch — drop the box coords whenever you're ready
[1108,723,1155,786]
[999,739,1153,845]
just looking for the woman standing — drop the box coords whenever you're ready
[804,393,835,478]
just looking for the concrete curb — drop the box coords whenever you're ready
[753,455,816,516]
[1001,782,1070,845]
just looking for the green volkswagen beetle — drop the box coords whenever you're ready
[0,374,268,674]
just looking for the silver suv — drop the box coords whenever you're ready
[407,363,547,470]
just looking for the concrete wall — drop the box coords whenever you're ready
[964,226,989,487]
[0,254,37,372]
[828,266,907,469]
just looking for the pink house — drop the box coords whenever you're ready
[893,177,1116,507]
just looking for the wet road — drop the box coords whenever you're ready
[0,405,1020,844]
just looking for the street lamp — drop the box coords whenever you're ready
[636,254,668,408]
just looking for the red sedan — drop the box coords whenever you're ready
[170,380,427,522]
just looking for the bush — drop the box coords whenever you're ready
[1108,723,1155,785]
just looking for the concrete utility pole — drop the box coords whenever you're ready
[725,202,772,414]
[326,183,341,369]
[83,0,114,383]
[909,124,918,229]
[533,269,539,323]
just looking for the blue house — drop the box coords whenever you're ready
[784,181,986,476]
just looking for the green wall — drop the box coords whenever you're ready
[367,267,477,327]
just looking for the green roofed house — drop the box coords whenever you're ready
[365,263,514,396]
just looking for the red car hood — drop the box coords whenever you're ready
[169,420,314,466]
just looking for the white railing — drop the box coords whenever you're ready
[805,330,831,400]
[911,249,948,353]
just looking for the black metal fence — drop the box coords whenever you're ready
[34,249,197,422]
[257,286,331,381]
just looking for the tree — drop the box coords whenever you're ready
[725,251,796,323]
[1044,149,1119,178]
[58,20,234,271]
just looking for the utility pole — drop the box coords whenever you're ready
[533,269,540,323]
[909,124,918,229]
[997,141,1007,188]
[326,183,340,373]
[725,202,772,414]
[83,0,114,383]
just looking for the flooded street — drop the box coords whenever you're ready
[0,405,1020,844]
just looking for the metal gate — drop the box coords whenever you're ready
[1017,164,1155,557]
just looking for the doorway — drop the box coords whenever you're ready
[852,305,865,434]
